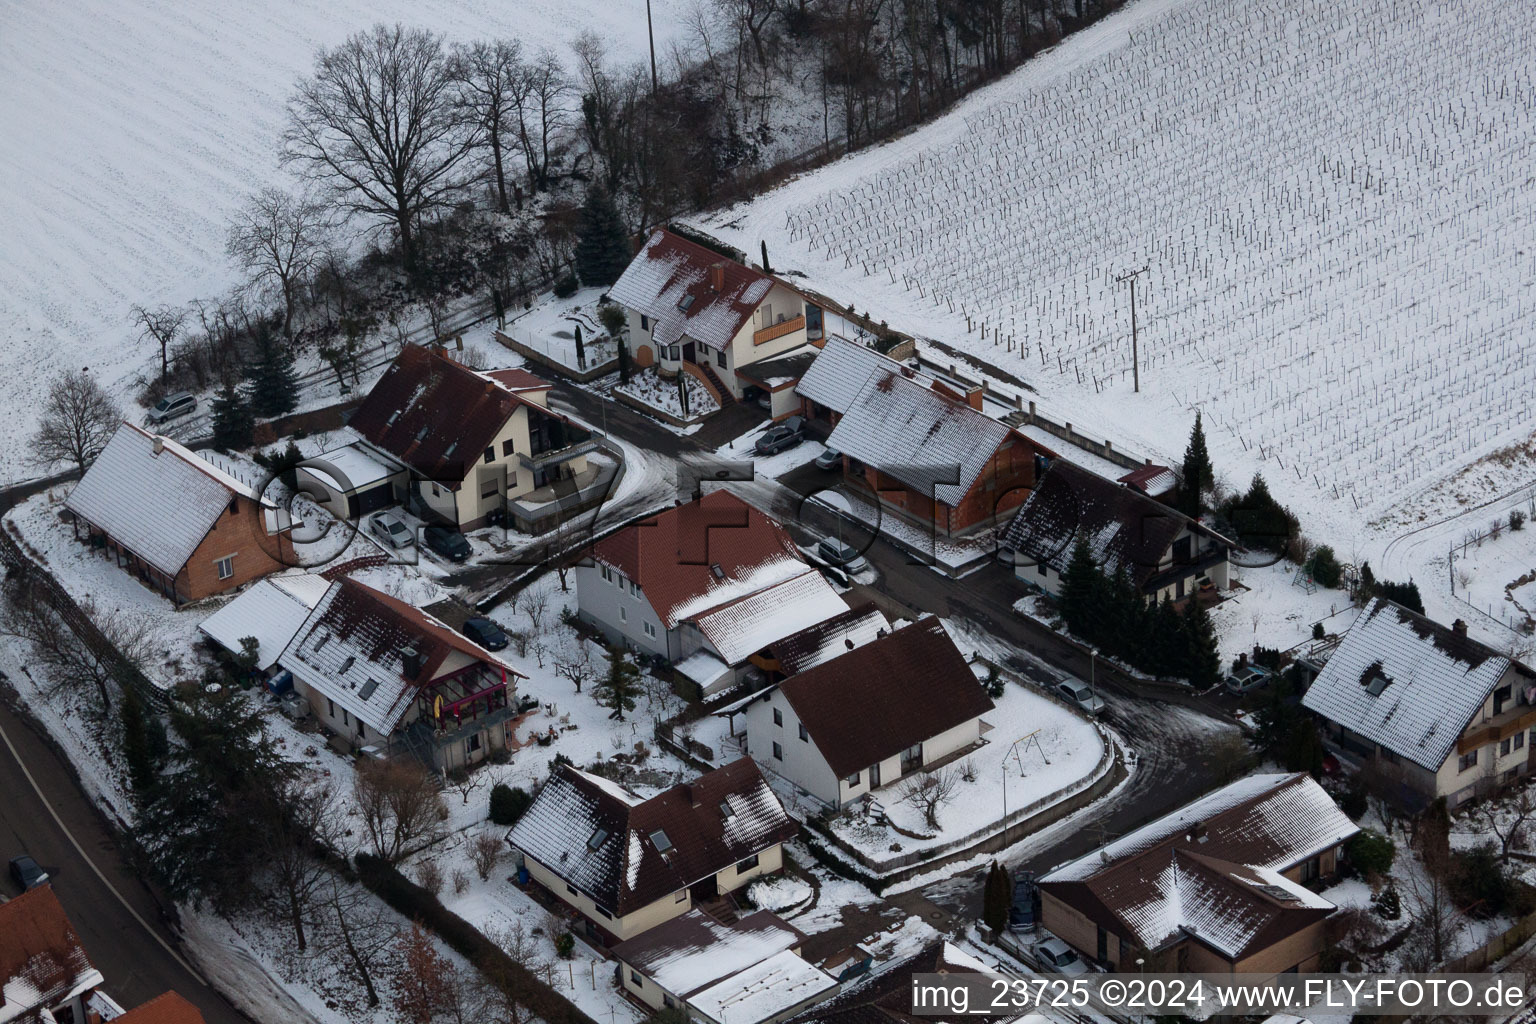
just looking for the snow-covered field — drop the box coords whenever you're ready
[0,0,696,485]
[707,0,1536,644]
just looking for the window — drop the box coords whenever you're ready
[503,440,515,457]
[640,315,650,331]
[630,969,643,985]
[1037,562,1048,576]
[719,800,735,819]
[215,555,234,580]
[1460,749,1480,772]
[595,905,612,919]
[484,447,495,464]
[677,294,696,312]
[1298,856,1320,883]
[469,734,481,752]
[567,884,580,897]
[342,709,350,727]
[601,566,612,583]
[358,721,366,739]
[629,580,641,597]
[619,607,627,622]
[844,772,860,787]
[736,854,759,872]
[643,622,657,639]
[674,890,686,903]
[798,723,809,742]
[1503,738,1513,757]
[589,828,609,850]
[772,741,783,760]
[1518,732,1526,750]
[327,698,335,719]
[649,829,673,853]
[773,708,783,727]
[662,996,676,1010]
[482,478,500,498]
[716,350,726,368]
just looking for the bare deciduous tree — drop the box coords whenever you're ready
[899,766,959,831]
[510,48,569,192]
[1,583,155,711]
[446,767,488,806]
[457,40,525,214]
[226,188,328,340]
[1473,775,1536,862]
[311,876,396,1007]
[31,370,121,477]
[354,758,449,863]
[285,24,477,269]
[553,631,593,693]
[259,777,341,952]
[132,303,188,383]
[470,831,502,881]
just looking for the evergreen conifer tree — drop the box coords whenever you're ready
[573,324,586,369]
[574,187,632,287]
[1179,412,1213,516]
[120,687,157,799]
[1178,599,1222,690]
[211,380,255,452]
[1058,539,1099,634]
[249,335,301,418]
[982,862,1012,932]
[595,648,641,721]
[617,335,631,384]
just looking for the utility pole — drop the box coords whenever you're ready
[1117,266,1149,393]
[645,0,658,96]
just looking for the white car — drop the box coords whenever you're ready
[816,537,869,574]
[145,391,197,425]
[1057,680,1106,717]
[369,511,415,549]
[1035,937,1089,976]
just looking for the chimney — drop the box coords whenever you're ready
[401,646,423,678]
[151,436,164,456]
[709,263,725,292]
[1452,619,1468,638]
[965,384,984,412]
[689,784,701,808]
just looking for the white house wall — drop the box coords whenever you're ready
[743,690,844,804]
[575,565,677,660]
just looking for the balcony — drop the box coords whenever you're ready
[1457,702,1536,754]
[753,314,805,346]
[518,436,601,470]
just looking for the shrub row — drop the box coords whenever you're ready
[354,852,597,1024]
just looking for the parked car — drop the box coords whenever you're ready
[1035,936,1088,976]
[1007,903,1036,933]
[815,537,869,574]
[369,511,415,549]
[753,416,806,455]
[461,617,509,651]
[9,855,48,890]
[813,448,843,470]
[1225,664,1272,695]
[423,525,471,563]
[1056,679,1106,717]
[144,391,197,425]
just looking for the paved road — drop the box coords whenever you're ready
[0,693,251,1024]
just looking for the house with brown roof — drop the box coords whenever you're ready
[1303,599,1536,809]
[1000,458,1234,604]
[576,491,850,696]
[277,576,526,771]
[345,346,602,532]
[64,422,294,604]
[609,229,821,409]
[1037,773,1358,976]
[508,758,799,945]
[799,343,1054,538]
[113,991,208,1024]
[738,618,994,807]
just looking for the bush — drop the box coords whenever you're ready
[1451,844,1518,918]
[1306,545,1343,588]
[1513,509,1527,532]
[1371,881,1401,920]
[555,932,575,959]
[1345,829,1395,877]
[489,784,532,826]
[1336,779,1369,822]
[554,274,579,298]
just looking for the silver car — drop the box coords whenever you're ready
[816,537,868,574]
[369,511,415,549]
[145,391,197,425]
[1035,937,1089,976]
[1057,680,1106,717]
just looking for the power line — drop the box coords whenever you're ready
[1116,266,1150,393]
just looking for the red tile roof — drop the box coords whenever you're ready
[592,491,805,629]
[0,885,101,1016]
[347,346,553,480]
[484,367,554,392]
[114,991,208,1024]
[776,618,994,779]
[608,229,777,351]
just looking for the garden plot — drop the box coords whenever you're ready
[496,288,620,373]
[615,368,720,423]
[709,0,1536,546]
[1441,519,1536,634]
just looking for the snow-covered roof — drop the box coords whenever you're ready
[686,949,839,1024]
[198,572,330,670]
[0,886,104,1023]
[1301,598,1523,771]
[612,910,804,997]
[592,491,811,630]
[937,942,992,974]
[825,368,1013,507]
[691,569,849,666]
[299,442,400,493]
[675,650,734,690]
[795,336,930,415]
[64,422,272,578]
[1039,774,1358,962]
[279,577,520,736]
[509,758,797,917]
[770,602,891,676]
[609,229,776,351]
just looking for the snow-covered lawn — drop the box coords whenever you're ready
[822,666,1105,864]
[1208,561,1360,669]
[1442,519,1536,634]
[498,288,619,373]
[615,369,720,423]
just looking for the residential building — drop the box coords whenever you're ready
[277,576,526,770]
[801,343,1054,537]
[999,458,1234,603]
[613,908,839,1024]
[113,992,208,1024]
[789,941,1008,1024]
[737,618,994,807]
[294,441,404,520]
[1303,598,1536,809]
[576,491,850,696]
[198,570,331,675]
[0,885,105,1024]
[64,422,294,604]
[345,346,603,532]
[609,229,821,407]
[1037,773,1358,975]
[508,757,798,945]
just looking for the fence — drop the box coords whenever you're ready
[1446,492,1536,638]
[493,328,616,383]
[1442,907,1536,973]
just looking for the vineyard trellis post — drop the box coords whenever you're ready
[1117,265,1149,393]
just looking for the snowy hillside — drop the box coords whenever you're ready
[708,0,1536,556]
[0,0,692,484]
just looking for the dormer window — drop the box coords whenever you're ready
[588,828,609,850]
[719,800,735,820]
[710,564,725,581]
[416,425,430,442]
[649,829,673,853]
[677,294,696,312]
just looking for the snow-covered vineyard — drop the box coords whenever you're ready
[715,0,1536,523]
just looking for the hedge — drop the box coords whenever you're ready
[354,853,597,1024]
